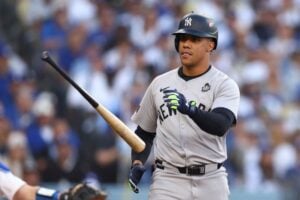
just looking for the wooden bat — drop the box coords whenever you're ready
[41,51,145,153]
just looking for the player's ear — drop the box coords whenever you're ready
[207,39,215,52]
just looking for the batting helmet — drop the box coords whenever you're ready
[173,13,218,51]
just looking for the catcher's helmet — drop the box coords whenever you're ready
[173,13,218,51]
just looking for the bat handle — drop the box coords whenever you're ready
[41,51,99,108]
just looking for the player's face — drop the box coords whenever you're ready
[178,35,212,68]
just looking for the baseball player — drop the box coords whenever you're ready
[128,13,240,200]
[0,162,107,200]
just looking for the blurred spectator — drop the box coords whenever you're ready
[40,132,85,183]
[242,118,267,191]
[0,43,16,124]
[67,0,97,26]
[268,23,296,59]
[39,118,82,184]
[5,131,33,179]
[129,6,161,49]
[17,0,58,26]
[23,163,41,186]
[90,133,119,183]
[57,23,87,73]
[0,45,31,129]
[143,33,174,74]
[281,130,300,200]
[40,1,69,53]
[87,2,117,51]
[51,118,80,148]
[259,148,279,192]
[0,116,11,161]
[272,137,297,179]
[277,0,300,27]
[25,92,56,159]
[280,50,300,102]
[10,83,36,130]
[251,8,277,46]
[103,26,136,100]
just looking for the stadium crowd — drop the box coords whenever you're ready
[0,0,300,199]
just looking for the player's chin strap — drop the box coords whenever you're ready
[36,187,60,200]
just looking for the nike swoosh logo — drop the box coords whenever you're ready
[160,86,170,92]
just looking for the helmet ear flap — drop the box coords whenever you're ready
[174,36,179,52]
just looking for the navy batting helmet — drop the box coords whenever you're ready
[173,13,218,51]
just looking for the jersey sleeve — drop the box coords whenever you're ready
[0,163,26,199]
[131,80,157,133]
[211,78,240,120]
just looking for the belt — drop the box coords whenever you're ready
[155,159,223,176]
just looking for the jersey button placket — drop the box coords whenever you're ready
[179,114,187,161]
[179,115,184,145]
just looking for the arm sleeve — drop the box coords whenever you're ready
[0,167,26,200]
[131,126,156,164]
[189,107,235,137]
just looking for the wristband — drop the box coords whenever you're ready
[36,187,60,200]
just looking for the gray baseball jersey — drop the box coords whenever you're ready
[131,66,240,166]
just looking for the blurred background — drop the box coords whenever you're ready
[0,0,300,199]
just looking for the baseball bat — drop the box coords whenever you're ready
[41,51,145,153]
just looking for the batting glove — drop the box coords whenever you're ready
[128,163,146,193]
[163,89,197,116]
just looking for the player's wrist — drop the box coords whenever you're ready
[187,101,198,118]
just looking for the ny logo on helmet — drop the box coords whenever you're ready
[184,17,192,26]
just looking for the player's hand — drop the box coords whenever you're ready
[128,163,146,193]
[163,89,197,116]
[59,183,107,200]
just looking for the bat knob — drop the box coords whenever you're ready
[41,51,49,60]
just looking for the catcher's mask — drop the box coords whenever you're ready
[173,13,218,51]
